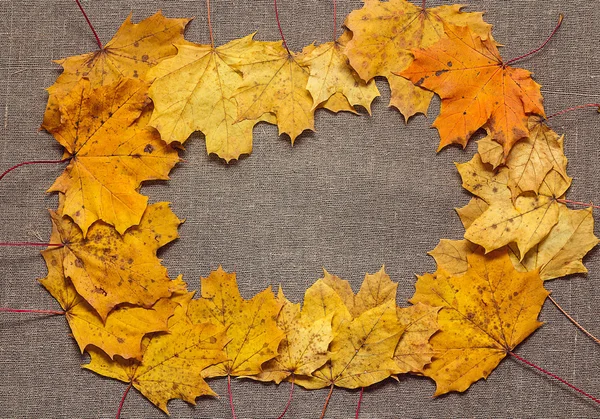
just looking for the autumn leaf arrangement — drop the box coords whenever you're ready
[1,0,600,417]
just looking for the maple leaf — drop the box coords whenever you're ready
[394,303,440,374]
[43,78,180,235]
[46,199,186,321]
[251,287,333,384]
[411,248,549,396]
[294,268,415,389]
[507,118,568,197]
[399,24,545,155]
[298,31,379,114]
[84,293,229,414]
[457,154,566,257]
[509,206,599,280]
[147,35,275,162]
[43,12,190,130]
[456,197,490,230]
[187,266,285,377]
[344,1,492,120]
[298,276,352,334]
[479,117,570,199]
[295,299,403,389]
[40,244,182,360]
[228,36,314,143]
[428,239,477,277]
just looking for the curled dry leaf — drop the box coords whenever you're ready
[43,78,180,236]
[147,35,275,162]
[344,1,492,120]
[43,12,190,130]
[411,248,549,396]
[47,199,186,321]
[188,267,285,378]
[399,24,545,155]
[84,293,229,414]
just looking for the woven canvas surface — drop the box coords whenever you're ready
[0,0,599,417]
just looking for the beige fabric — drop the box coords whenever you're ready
[0,0,599,417]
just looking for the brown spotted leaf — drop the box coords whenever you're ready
[47,199,185,321]
[43,78,180,235]
[411,248,548,396]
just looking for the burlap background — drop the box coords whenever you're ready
[0,0,599,417]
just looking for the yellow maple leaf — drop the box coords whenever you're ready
[298,31,379,114]
[300,276,353,334]
[43,12,190,130]
[411,248,549,396]
[40,245,182,360]
[509,206,599,280]
[394,303,440,374]
[187,267,285,377]
[47,200,186,321]
[506,118,569,198]
[428,239,477,277]
[399,24,545,155]
[252,287,333,384]
[344,1,492,120]
[84,293,229,414]
[43,78,180,235]
[294,267,419,390]
[229,36,314,143]
[147,35,275,162]
[456,197,489,230]
[457,154,565,258]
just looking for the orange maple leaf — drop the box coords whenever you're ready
[399,24,546,156]
[43,11,190,130]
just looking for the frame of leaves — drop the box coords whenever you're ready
[0,0,599,418]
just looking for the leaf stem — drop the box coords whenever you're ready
[509,351,600,405]
[505,14,563,66]
[0,308,65,315]
[319,384,334,419]
[274,0,290,55]
[355,387,364,419]
[0,158,70,183]
[73,0,103,50]
[556,198,600,210]
[115,382,133,419]
[548,295,600,345]
[422,0,426,10]
[228,374,238,419]
[333,0,337,41]
[206,0,215,48]
[546,103,600,120]
[276,379,295,419]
